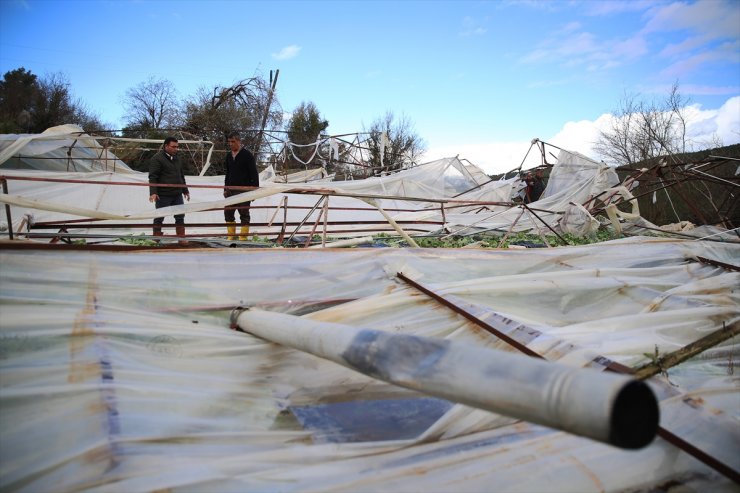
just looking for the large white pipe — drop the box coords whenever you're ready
[231,308,659,449]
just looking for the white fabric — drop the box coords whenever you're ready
[0,124,135,173]
[0,157,515,238]
[0,145,727,244]
[0,238,738,491]
[560,202,600,236]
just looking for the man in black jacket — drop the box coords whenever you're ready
[224,132,259,240]
[149,136,190,243]
[530,168,546,202]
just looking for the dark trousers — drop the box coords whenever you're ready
[224,190,251,225]
[153,194,185,228]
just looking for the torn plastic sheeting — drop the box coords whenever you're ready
[0,152,623,239]
[1,239,738,492]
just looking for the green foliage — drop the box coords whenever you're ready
[374,228,621,249]
[0,67,104,133]
[285,101,329,168]
[0,67,37,132]
[118,234,159,246]
[287,101,328,143]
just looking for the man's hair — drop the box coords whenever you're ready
[164,136,178,147]
[227,132,241,141]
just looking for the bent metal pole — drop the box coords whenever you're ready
[231,308,659,449]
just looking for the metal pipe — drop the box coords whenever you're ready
[2,178,13,240]
[231,308,659,449]
[399,273,740,482]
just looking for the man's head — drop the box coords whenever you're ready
[227,132,241,153]
[163,137,179,154]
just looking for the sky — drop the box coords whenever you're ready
[1,0,739,174]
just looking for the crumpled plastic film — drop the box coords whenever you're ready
[1,238,738,492]
[559,202,600,237]
[1,152,625,240]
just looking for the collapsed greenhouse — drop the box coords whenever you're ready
[0,125,738,492]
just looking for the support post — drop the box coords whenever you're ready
[2,178,13,240]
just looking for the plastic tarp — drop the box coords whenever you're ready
[0,157,510,239]
[0,124,134,173]
[1,238,738,492]
[0,152,623,241]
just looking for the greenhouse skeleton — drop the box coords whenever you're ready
[0,125,738,492]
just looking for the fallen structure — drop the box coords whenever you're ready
[0,239,738,491]
[0,126,738,492]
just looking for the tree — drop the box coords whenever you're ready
[121,76,181,134]
[285,101,329,168]
[183,75,282,175]
[35,72,106,133]
[365,111,426,173]
[595,83,691,166]
[31,72,77,132]
[0,67,38,133]
[0,68,104,133]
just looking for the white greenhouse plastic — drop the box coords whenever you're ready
[1,238,738,492]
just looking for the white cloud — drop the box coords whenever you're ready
[642,0,740,39]
[610,35,648,60]
[582,0,653,16]
[521,0,736,85]
[659,51,720,79]
[548,116,607,155]
[558,21,582,34]
[683,97,740,148]
[527,77,571,89]
[459,16,487,37]
[549,96,740,161]
[424,140,545,175]
[641,1,740,74]
[659,35,707,58]
[520,24,645,70]
[715,96,740,143]
[681,84,740,96]
[271,45,301,60]
[425,96,740,174]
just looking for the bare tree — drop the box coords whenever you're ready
[121,76,181,132]
[183,76,282,174]
[595,82,691,166]
[365,111,426,173]
[184,77,281,143]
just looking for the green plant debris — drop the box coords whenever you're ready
[118,234,159,247]
[372,228,623,249]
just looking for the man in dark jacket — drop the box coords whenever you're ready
[149,136,190,243]
[530,168,546,202]
[224,132,259,241]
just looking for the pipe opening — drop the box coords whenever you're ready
[609,380,660,449]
